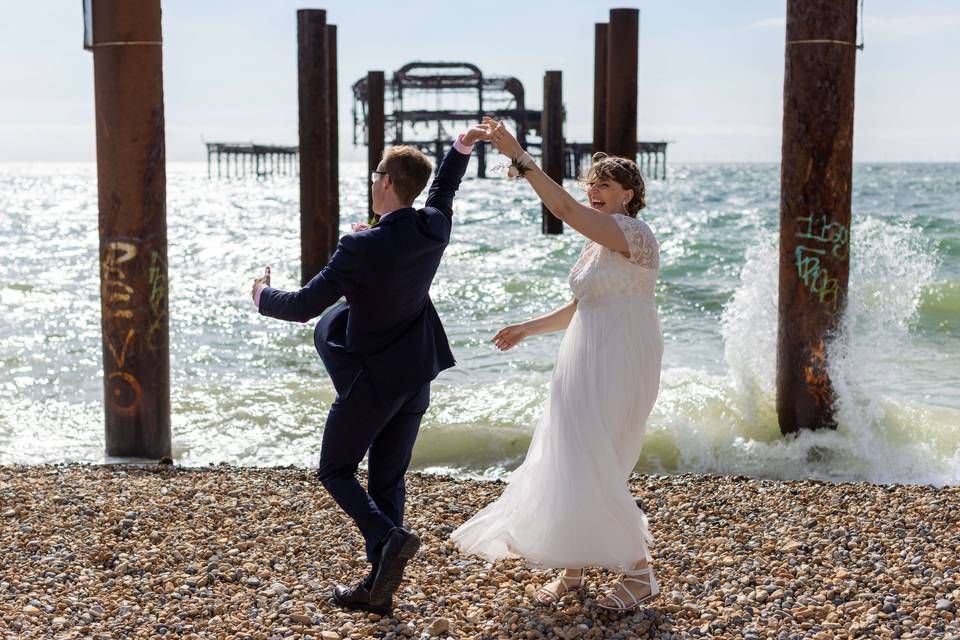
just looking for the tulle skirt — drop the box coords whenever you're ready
[451,296,663,570]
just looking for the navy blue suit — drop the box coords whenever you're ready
[258,145,470,566]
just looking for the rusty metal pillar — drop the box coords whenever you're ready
[593,22,608,154]
[326,24,339,253]
[605,8,638,162]
[542,70,564,234]
[366,70,385,223]
[297,9,337,285]
[777,0,857,435]
[89,0,170,459]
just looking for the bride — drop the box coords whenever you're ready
[451,118,664,612]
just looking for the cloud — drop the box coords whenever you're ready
[742,17,784,31]
[865,14,960,37]
[742,14,960,37]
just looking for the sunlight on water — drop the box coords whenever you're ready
[1,161,958,485]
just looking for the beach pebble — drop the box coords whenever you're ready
[425,617,450,636]
[1,465,958,639]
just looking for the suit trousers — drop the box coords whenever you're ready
[316,370,430,566]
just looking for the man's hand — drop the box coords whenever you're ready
[463,121,492,147]
[351,222,371,233]
[252,266,271,302]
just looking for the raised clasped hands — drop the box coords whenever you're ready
[477,116,524,160]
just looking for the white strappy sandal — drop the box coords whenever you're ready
[535,569,586,606]
[597,566,660,612]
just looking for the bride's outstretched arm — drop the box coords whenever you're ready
[482,119,629,255]
[492,299,577,351]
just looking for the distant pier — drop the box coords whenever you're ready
[205,143,299,179]
[565,141,668,180]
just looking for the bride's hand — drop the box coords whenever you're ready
[492,323,528,351]
[488,121,525,160]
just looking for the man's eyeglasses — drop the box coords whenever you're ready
[370,171,388,184]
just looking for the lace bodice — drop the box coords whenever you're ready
[568,214,659,304]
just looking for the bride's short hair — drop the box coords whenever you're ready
[583,153,646,217]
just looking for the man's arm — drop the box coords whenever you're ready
[424,130,480,216]
[256,235,363,323]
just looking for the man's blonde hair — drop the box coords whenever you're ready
[382,146,433,204]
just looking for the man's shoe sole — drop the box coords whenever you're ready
[369,532,420,603]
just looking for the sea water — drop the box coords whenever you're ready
[1,161,957,485]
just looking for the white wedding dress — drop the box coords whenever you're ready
[452,214,663,571]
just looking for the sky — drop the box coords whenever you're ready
[1,1,958,162]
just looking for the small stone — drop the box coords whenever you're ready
[289,613,312,625]
[426,617,450,636]
[936,599,955,612]
[320,632,340,640]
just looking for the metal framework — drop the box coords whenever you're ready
[353,62,542,176]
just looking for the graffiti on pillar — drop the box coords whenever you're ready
[146,251,168,350]
[794,215,849,310]
[803,339,834,408]
[101,239,143,416]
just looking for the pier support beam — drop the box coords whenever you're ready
[605,8,638,161]
[90,0,171,459]
[542,70,564,234]
[297,9,338,285]
[777,0,857,435]
[326,24,339,240]
[593,22,608,154]
[366,70,385,223]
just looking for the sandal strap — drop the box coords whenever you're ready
[608,591,628,610]
[537,585,560,602]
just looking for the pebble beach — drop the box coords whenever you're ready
[2,465,958,639]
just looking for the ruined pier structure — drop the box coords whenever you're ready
[205,143,298,179]
[351,60,668,184]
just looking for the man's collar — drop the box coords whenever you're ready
[376,207,416,226]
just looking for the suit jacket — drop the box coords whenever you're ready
[258,145,470,400]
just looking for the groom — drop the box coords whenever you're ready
[251,127,482,614]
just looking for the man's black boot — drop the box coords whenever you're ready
[369,527,420,603]
[331,579,392,615]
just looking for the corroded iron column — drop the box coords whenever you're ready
[777,0,857,434]
[593,22,608,153]
[297,9,338,285]
[366,71,385,222]
[326,24,339,252]
[542,70,564,234]
[605,8,638,161]
[90,0,171,458]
